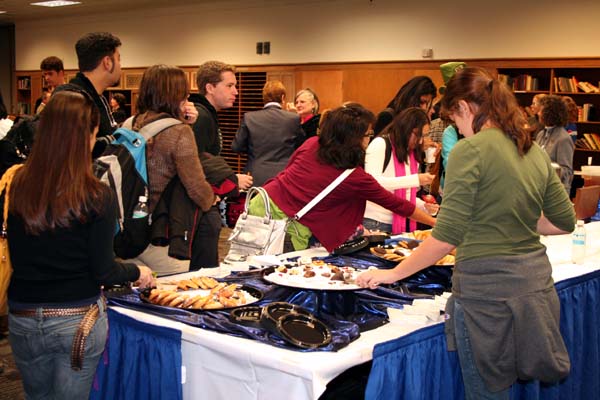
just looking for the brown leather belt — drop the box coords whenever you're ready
[11,298,107,371]
[11,304,96,318]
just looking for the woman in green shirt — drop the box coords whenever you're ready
[358,67,575,399]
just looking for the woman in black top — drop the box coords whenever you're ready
[374,76,437,135]
[5,91,154,399]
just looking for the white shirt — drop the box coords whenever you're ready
[364,136,425,224]
[0,118,14,140]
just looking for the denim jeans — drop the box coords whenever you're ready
[453,300,509,400]
[8,298,108,400]
[362,218,392,234]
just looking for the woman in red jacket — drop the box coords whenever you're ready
[251,103,435,252]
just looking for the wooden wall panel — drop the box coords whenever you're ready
[296,70,343,113]
[267,72,295,103]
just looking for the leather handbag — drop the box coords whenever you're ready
[0,164,23,315]
[226,187,288,261]
[226,169,356,262]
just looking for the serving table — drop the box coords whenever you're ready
[91,223,600,400]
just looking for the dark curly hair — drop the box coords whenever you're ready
[75,32,121,72]
[538,95,568,127]
[318,103,375,169]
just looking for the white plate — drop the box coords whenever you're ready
[263,264,362,291]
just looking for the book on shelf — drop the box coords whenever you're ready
[583,133,599,150]
[576,81,600,93]
[557,77,573,92]
[591,133,600,150]
[17,78,30,90]
[501,74,539,91]
[17,102,30,115]
[582,103,595,121]
[575,137,590,149]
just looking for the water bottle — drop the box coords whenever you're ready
[132,195,149,219]
[572,220,586,265]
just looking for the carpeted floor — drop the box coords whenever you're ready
[0,320,24,400]
[0,228,232,399]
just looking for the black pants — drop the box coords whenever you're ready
[190,206,221,269]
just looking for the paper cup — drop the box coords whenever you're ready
[425,147,436,164]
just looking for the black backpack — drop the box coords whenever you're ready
[93,116,181,259]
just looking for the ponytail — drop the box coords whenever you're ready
[442,67,532,155]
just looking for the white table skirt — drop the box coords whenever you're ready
[111,221,600,400]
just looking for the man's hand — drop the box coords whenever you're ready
[236,173,253,191]
[182,101,198,124]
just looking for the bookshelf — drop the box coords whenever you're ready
[497,66,600,172]
[13,71,42,116]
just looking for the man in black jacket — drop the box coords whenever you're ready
[56,32,122,144]
[188,61,252,268]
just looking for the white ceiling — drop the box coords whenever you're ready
[0,0,209,24]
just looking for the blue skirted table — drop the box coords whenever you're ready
[366,269,600,400]
[91,223,600,399]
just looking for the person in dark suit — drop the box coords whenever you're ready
[232,80,305,187]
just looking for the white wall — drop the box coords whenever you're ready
[14,0,600,70]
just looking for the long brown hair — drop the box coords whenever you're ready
[441,67,531,155]
[382,107,429,164]
[136,64,189,119]
[11,91,106,235]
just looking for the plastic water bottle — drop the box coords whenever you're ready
[572,220,586,265]
[132,195,149,219]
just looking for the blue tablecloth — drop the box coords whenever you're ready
[366,269,600,400]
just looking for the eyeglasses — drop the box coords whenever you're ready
[364,130,374,138]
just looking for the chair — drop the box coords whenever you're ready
[573,185,600,220]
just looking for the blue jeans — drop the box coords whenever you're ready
[9,298,108,400]
[453,300,509,400]
[362,218,392,234]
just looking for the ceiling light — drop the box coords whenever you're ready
[0,11,6,14]
[31,1,81,7]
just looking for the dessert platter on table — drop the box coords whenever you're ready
[369,229,456,265]
[262,259,367,290]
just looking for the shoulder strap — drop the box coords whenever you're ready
[382,135,393,173]
[121,116,183,141]
[1,164,24,234]
[294,168,355,220]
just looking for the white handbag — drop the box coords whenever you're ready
[226,169,356,262]
[226,187,288,261]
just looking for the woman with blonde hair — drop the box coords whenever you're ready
[5,90,154,399]
[289,88,321,138]
[358,67,574,399]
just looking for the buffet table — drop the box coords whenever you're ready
[92,223,600,400]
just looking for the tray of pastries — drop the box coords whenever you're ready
[140,276,263,311]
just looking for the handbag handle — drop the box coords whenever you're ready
[0,164,24,235]
[243,187,272,223]
[294,168,355,220]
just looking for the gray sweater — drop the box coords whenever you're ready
[445,248,570,392]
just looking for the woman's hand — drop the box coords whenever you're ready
[356,268,401,289]
[135,265,156,288]
[424,203,439,216]
[418,173,435,185]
